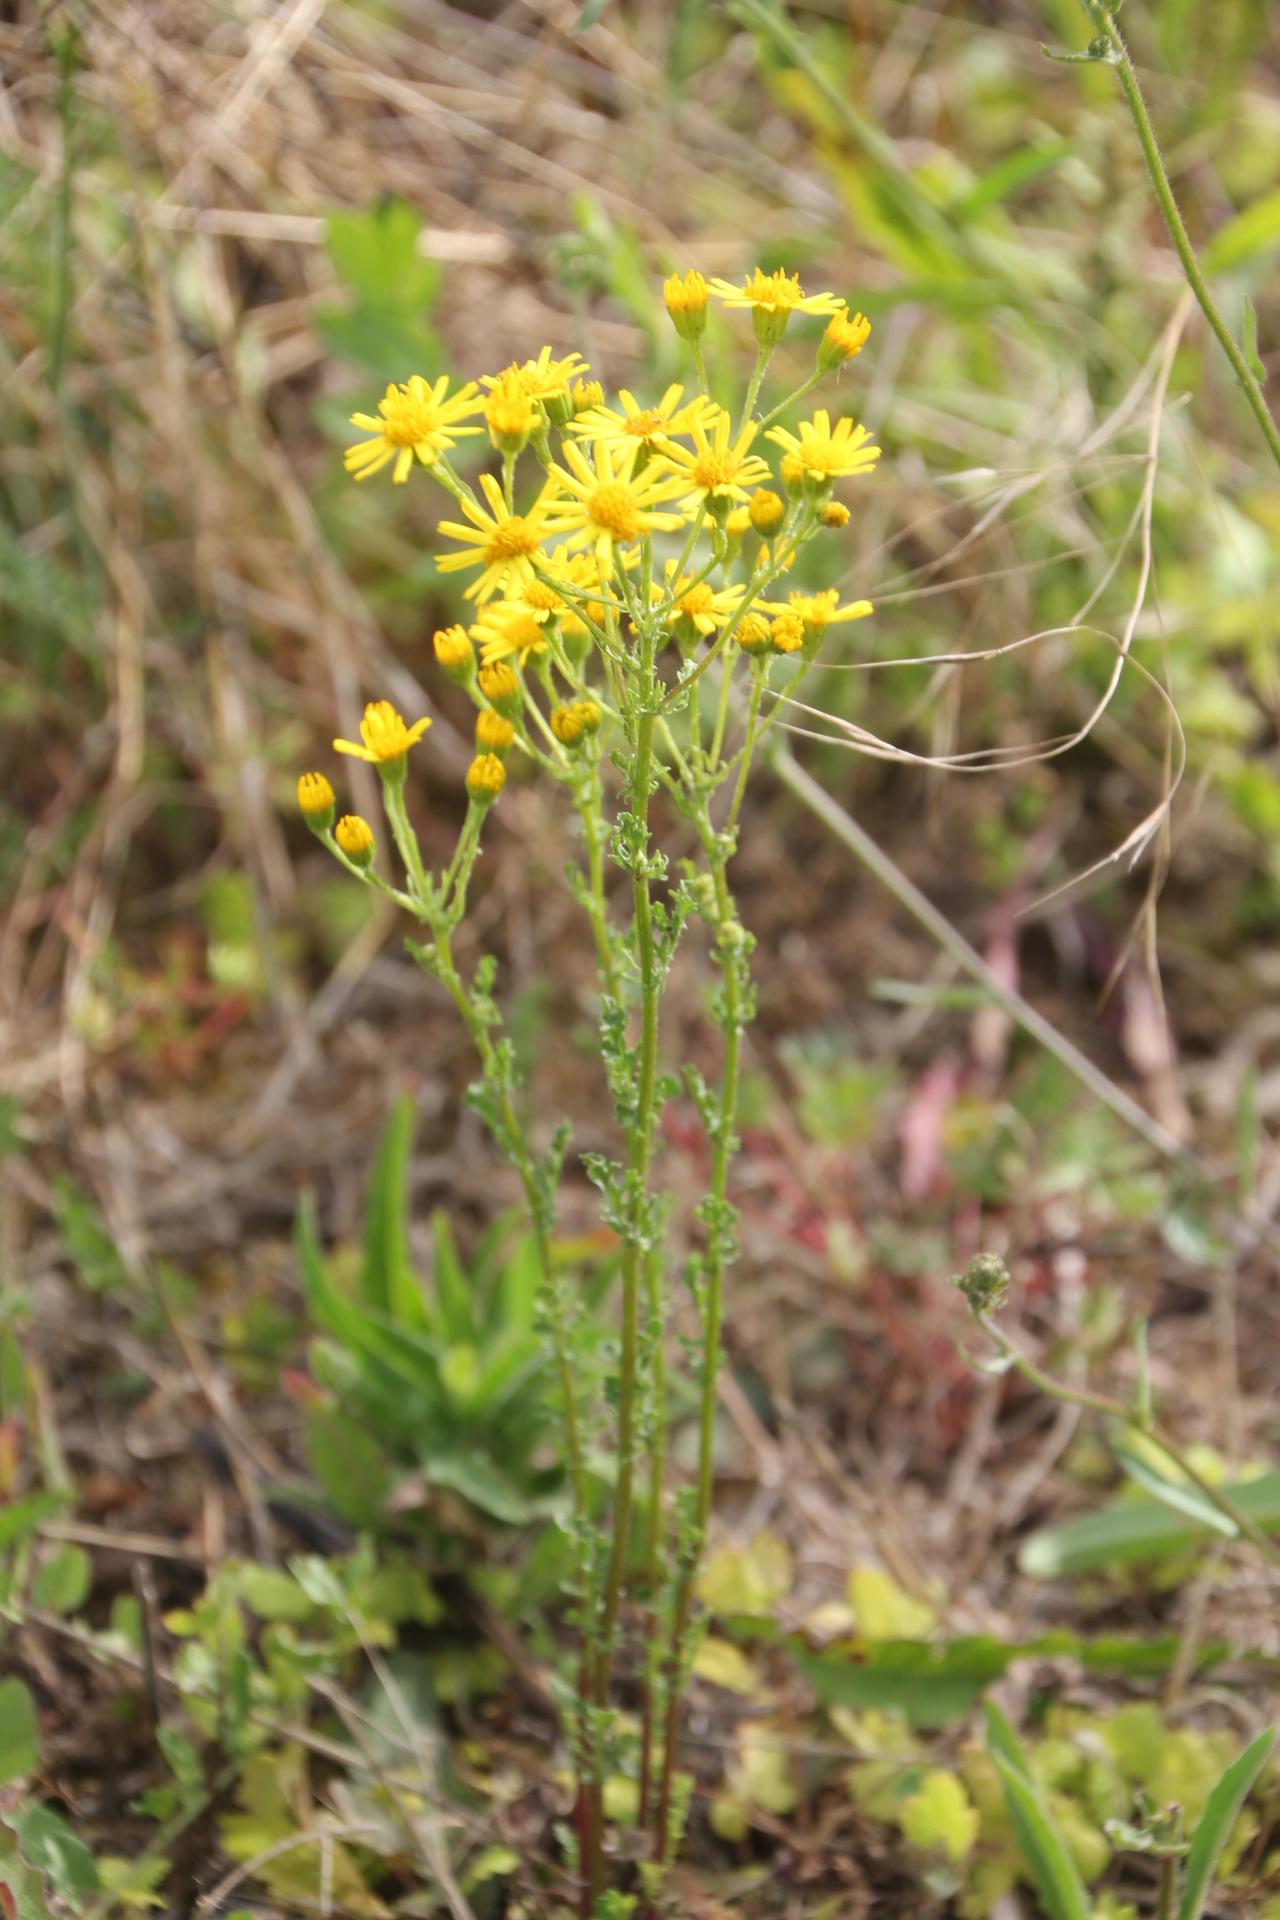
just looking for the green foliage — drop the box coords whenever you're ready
[1020,1467,1280,1576]
[314,198,441,380]
[0,1680,39,1783]
[296,1097,595,1526]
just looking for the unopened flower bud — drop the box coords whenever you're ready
[779,452,806,496]
[735,613,772,656]
[953,1253,1010,1316]
[663,269,709,344]
[477,661,522,716]
[434,625,475,681]
[466,753,506,802]
[476,708,515,754]
[820,500,850,528]
[297,772,336,831]
[334,813,375,867]
[817,307,871,371]
[484,373,536,454]
[748,488,785,534]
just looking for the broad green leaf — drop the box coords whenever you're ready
[986,1707,1090,1920]
[0,1491,64,1551]
[1176,1728,1276,1920]
[422,1450,549,1526]
[797,1637,1009,1727]
[237,1565,315,1623]
[32,1544,91,1614]
[13,1807,99,1904]
[0,1815,58,1920]
[304,1407,391,1526]
[848,1565,938,1640]
[1111,1443,1237,1537]
[313,307,440,384]
[693,1637,763,1695]
[899,1769,979,1863]
[326,200,439,311]
[1019,1470,1280,1576]
[0,1678,39,1781]
[697,1534,792,1617]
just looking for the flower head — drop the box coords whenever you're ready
[708,267,843,345]
[472,604,551,669]
[482,347,589,406]
[735,613,772,656]
[477,661,522,715]
[660,569,744,641]
[484,371,538,454]
[571,384,717,456]
[297,772,336,829]
[466,753,507,802]
[765,410,880,487]
[658,408,772,516]
[476,708,515,754]
[333,700,432,765]
[433,625,475,680]
[542,439,683,568]
[550,700,602,747]
[760,588,874,634]
[335,814,375,865]
[748,488,785,533]
[818,308,871,371]
[436,473,555,603]
[344,375,482,484]
[769,613,805,655]
[820,501,850,528]
[663,269,709,343]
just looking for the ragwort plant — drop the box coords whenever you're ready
[297,267,879,1906]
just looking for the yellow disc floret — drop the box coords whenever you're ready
[436,472,554,603]
[748,489,785,533]
[770,614,805,655]
[735,613,772,656]
[333,700,432,765]
[477,661,522,715]
[820,501,850,528]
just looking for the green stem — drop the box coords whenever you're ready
[576,759,622,1005]
[976,1312,1280,1565]
[1084,1,1280,475]
[727,661,767,829]
[380,774,432,904]
[755,366,824,434]
[738,341,774,433]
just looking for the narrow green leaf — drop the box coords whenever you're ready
[984,1709,1091,1920]
[1111,1443,1238,1538]
[361,1094,421,1325]
[431,1211,476,1346]
[1176,1728,1276,1920]
[1019,1469,1280,1576]
[0,1491,65,1551]
[1203,187,1280,275]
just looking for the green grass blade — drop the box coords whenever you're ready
[1176,1728,1276,1920]
[361,1094,423,1328]
[1020,1470,1280,1576]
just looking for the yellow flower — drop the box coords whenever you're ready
[819,501,850,528]
[748,488,785,533]
[571,384,717,455]
[481,347,589,406]
[542,439,684,568]
[550,700,602,746]
[500,545,606,629]
[571,379,605,415]
[433,625,474,679]
[663,269,709,342]
[333,700,432,765]
[334,814,375,865]
[735,613,773,656]
[472,604,550,669]
[477,661,522,714]
[765,410,880,485]
[779,452,806,494]
[476,708,515,753]
[658,408,772,515]
[770,614,805,655]
[297,772,335,826]
[818,308,871,370]
[436,472,555,603]
[761,587,873,633]
[467,753,507,800]
[708,267,843,344]
[344,375,482,484]
[660,569,744,639]
[484,371,538,454]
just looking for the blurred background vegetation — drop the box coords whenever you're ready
[2,0,1280,1912]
